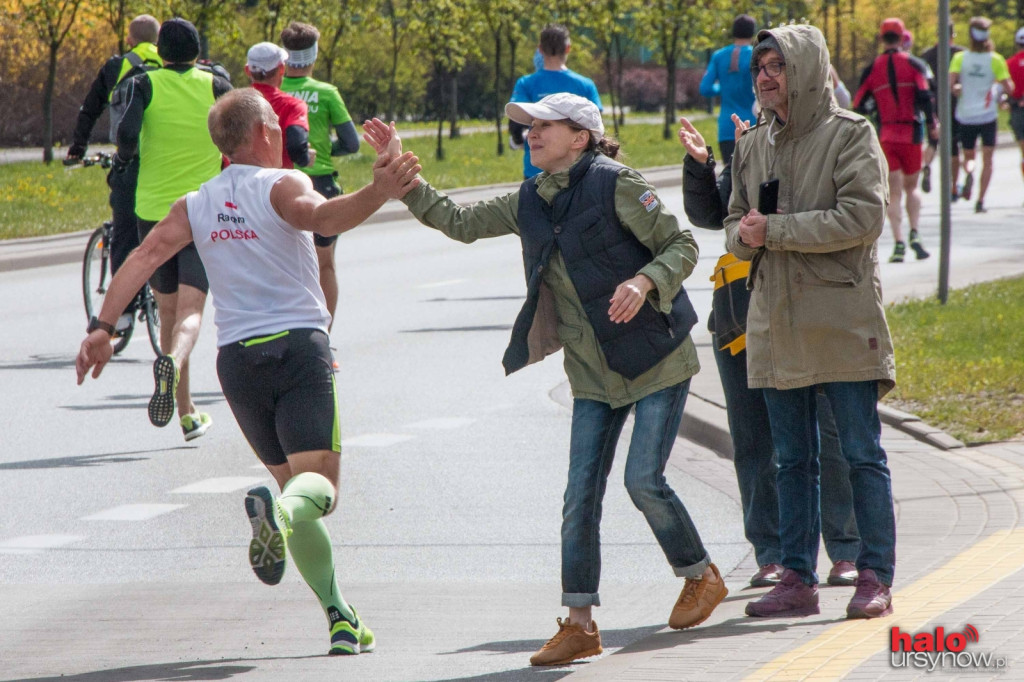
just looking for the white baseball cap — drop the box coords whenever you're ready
[505,92,605,137]
[246,42,289,72]
[1016,27,1024,45]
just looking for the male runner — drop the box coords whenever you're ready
[114,17,231,441]
[280,22,361,333]
[854,17,934,263]
[77,88,421,654]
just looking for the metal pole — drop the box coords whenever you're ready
[937,0,952,304]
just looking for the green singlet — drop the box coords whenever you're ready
[136,68,221,222]
[281,76,353,177]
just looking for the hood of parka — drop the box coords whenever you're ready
[755,25,835,138]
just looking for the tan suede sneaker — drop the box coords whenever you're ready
[529,617,603,666]
[668,563,728,629]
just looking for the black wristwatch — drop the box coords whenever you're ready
[87,316,116,335]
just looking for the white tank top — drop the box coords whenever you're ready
[185,164,330,346]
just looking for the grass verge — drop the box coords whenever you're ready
[0,118,718,240]
[884,276,1024,444]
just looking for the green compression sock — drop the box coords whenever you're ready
[288,518,355,623]
[278,472,336,523]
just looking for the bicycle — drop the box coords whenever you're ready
[69,152,161,356]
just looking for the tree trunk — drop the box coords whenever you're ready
[388,21,399,122]
[494,31,504,156]
[436,69,446,160]
[664,57,676,140]
[43,43,58,163]
[605,48,619,137]
[449,73,459,139]
[614,35,626,128]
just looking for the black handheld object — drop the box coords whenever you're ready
[758,178,779,215]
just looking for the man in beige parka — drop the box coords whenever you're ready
[724,25,898,621]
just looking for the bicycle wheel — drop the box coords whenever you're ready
[140,285,162,356]
[82,223,132,355]
[82,225,108,321]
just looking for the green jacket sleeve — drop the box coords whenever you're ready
[401,181,520,242]
[614,169,699,314]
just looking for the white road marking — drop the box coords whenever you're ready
[0,535,85,554]
[170,476,266,494]
[342,433,414,447]
[416,278,466,289]
[81,504,186,521]
[403,417,476,430]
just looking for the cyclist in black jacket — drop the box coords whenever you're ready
[67,15,162,326]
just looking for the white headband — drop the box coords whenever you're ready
[969,27,990,42]
[286,43,317,67]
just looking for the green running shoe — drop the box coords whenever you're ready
[328,606,375,655]
[888,241,906,263]
[148,355,178,427]
[244,486,290,585]
[181,412,213,442]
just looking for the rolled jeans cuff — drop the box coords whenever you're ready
[562,592,601,608]
[672,555,711,579]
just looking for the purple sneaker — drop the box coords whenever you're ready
[745,569,820,617]
[846,569,893,619]
[750,563,784,588]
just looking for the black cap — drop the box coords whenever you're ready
[158,18,200,63]
[733,15,757,39]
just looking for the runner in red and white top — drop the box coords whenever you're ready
[246,41,313,170]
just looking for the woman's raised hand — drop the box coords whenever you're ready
[678,117,708,164]
[362,118,402,158]
[731,113,751,142]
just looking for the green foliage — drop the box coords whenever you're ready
[884,277,1024,443]
[0,162,110,240]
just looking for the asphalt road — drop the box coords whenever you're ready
[3,147,1024,681]
[0,189,744,681]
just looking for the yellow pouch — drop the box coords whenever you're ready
[709,253,751,355]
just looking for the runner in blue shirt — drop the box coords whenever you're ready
[699,15,757,165]
[510,24,602,178]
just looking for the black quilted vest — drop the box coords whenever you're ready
[502,153,697,380]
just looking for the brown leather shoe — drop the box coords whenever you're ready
[668,563,728,629]
[529,617,603,666]
[827,560,858,586]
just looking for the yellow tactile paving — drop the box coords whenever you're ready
[745,528,1024,680]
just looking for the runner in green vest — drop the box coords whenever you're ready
[280,22,361,336]
[113,17,232,442]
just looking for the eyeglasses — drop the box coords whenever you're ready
[751,62,786,79]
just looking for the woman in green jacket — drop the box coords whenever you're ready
[364,93,726,667]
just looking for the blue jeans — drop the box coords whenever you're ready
[714,345,859,567]
[763,381,896,586]
[562,380,710,607]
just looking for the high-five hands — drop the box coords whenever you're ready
[363,118,402,159]
[608,274,655,324]
[371,150,421,199]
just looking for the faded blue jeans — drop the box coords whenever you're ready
[713,344,859,567]
[561,379,711,607]
[762,381,896,586]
